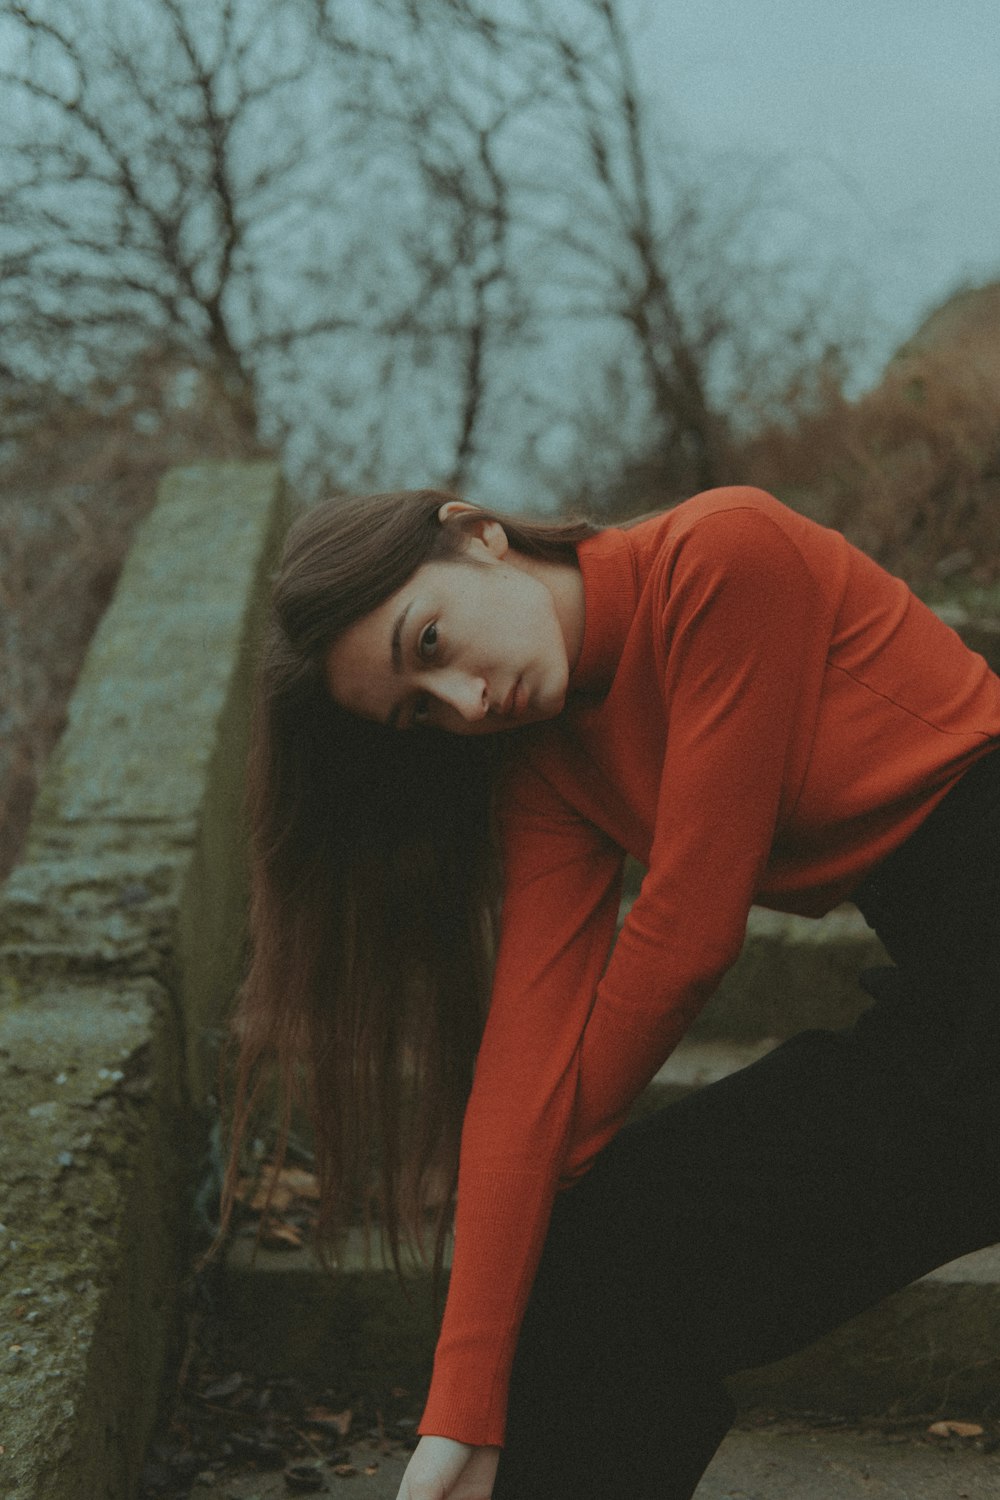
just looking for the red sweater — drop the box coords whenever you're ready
[419,487,1000,1445]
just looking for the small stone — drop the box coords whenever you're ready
[284,1463,326,1491]
[56,1152,75,1168]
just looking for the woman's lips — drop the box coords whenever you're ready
[499,678,522,718]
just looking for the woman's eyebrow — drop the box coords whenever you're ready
[385,601,415,729]
[391,601,412,673]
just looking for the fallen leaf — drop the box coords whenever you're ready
[927,1420,984,1439]
[239,1164,322,1213]
[251,1183,297,1213]
[259,1218,305,1250]
[305,1405,353,1437]
[363,1464,379,1476]
[275,1166,321,1200]
[331,1463,358,1477]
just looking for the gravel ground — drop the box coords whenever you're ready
[147,1418,1000,1500]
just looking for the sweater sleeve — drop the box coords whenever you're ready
[418,764,624,1445]
[565,507,827,1170]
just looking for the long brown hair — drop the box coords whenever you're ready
[223,488,597,1276]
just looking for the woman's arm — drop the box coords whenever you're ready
[567,505,829,1166]
[419,765,626,1445]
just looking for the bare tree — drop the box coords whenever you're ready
[0,0,400,449]
[0,0,866,507]
[346,0,868,504]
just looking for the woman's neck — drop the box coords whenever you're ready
[510,550,586,673]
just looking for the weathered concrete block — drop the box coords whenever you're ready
[2,461,287,1100]
[0,978,187,1500]
[222,1233,1000,1427]
[691,906,887,1043]
[0,461,287,1500]
[222,1233,440,1396]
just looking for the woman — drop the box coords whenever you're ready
[230,484,1000,1500]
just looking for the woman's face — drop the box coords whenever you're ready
[325,519,582,736]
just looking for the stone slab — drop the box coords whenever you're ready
[3,461,287,1102]
[221,1229,1000,1424]
[690,905,887,1043]
[0,461,288,1500]
[0,977,188,1500]
[221,1013,1000,1419]
[30,463,282,828]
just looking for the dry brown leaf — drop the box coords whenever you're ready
[305,1405,353,1437]
[276,1166,321,1200]
[258,1217,304,1250]
[927,1420,983,1439]
[331,1463,358,1477]
[252,1183,297,1213]
[235,1165,321,1214]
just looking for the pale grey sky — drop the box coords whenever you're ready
[626,0,1000,370]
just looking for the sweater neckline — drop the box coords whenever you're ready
[568,527,638,694]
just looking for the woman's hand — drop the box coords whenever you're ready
[395,1435,500,1499]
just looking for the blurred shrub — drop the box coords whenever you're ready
[736,283,1000,593]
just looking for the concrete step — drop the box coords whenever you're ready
[664,903,887,1044]
[220,1023,1000,1421]
[220,1233,1000,1423]
[633,1033,780,1114]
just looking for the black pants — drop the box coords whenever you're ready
[494,749,1000,1499]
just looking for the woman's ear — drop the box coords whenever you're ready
[437,500,508,559]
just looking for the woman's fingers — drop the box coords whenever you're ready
[396,1435,500,1500]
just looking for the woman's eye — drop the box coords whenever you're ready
[418,623,439,661]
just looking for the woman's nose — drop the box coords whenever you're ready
[436,672,489,721]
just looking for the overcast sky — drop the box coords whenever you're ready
[624,0,1000,374]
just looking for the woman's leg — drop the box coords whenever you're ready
[495,751,1000,1500]
[495,1020,999,1500]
